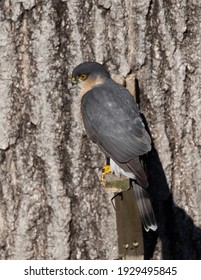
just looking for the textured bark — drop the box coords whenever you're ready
[0,0,201,259]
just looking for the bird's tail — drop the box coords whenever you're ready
[131,180,157,232]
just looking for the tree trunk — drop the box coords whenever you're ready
[0,0,201,260]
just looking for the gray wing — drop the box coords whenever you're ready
[81,79,151,163]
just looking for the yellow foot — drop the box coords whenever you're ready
[101,165,111,186]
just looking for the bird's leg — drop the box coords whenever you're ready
[101,165,111,186]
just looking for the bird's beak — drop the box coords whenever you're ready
[71,76,77,86]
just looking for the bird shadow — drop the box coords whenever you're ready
[143,187,201,260]
[136,79,201,260]
[142,143,201,260]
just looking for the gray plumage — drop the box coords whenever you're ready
[72,61,157,231]
[81,79,151,163]
[131,181,157,231]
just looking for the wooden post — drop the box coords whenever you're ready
[103,74,144,259]
[104,174,144,259]
[115,187,144,259]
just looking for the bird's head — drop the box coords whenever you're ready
[71,62,111,91]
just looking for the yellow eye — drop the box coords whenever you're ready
[79,74,88,81]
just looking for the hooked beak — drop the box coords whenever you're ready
[71,76,77,86]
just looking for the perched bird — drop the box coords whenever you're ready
[71,61,157,231]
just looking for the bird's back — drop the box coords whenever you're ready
[81,79,151,163]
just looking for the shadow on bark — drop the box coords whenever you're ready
[141,114,201,260]
[136,78,201,260]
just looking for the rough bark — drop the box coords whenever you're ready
[0,0,201,259]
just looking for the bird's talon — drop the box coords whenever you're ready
[102,165,111,176]
[101,165,111,186]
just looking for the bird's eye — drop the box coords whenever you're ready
[79,74,88,81]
